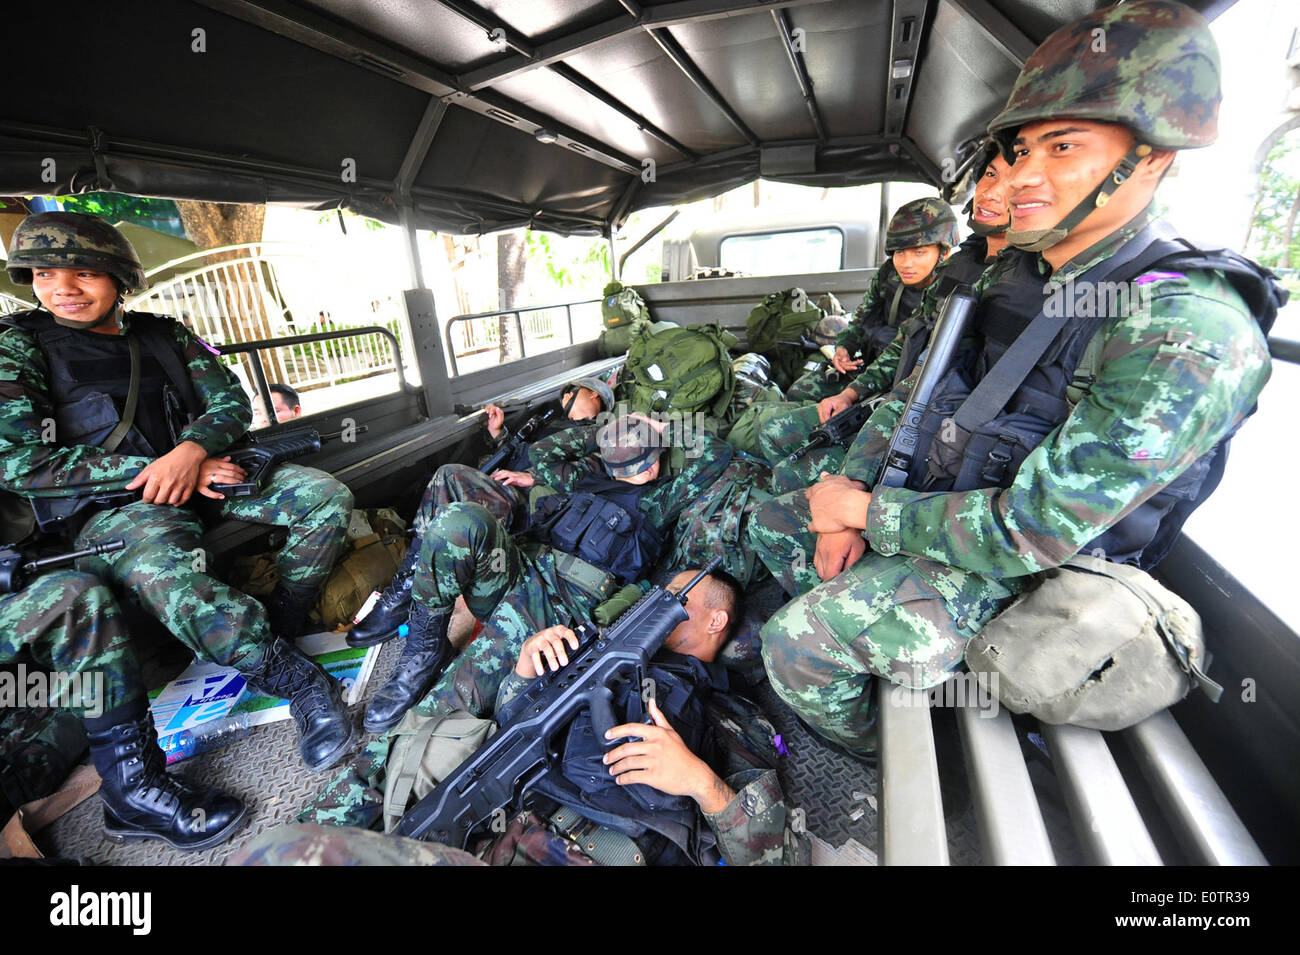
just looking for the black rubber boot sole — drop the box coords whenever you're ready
[102,804,247,852]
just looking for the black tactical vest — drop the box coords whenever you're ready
[7,310,202,460]
[526,473,665,584]
[500,651,728,865]
[904,238,1282,569]
[894,237,992,387]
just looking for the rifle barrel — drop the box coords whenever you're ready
[22,537,126,573]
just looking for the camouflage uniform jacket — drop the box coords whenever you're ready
[0,309,251,501]
[527,422,733,529]
[840,209,1272,579]
[494,669,798,865]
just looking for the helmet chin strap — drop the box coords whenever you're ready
[1007,144,1151,252]
[51,298,125,331]
[963,199,1008,237]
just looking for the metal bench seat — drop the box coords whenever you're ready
[876,676,1266,866]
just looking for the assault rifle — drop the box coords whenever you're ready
[479,406,557,475]
[211,425,367,498]
[0,538,125,594]
[878,286,976,489]
[787,399,875,463]
[393,556,724,847]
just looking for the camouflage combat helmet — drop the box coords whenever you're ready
[564,376,615,413]
[987,0,1221,250]
[6,212,148,292]
[597,413,662,479]
[884,198,959,253]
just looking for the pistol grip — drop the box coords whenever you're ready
[588,686,619,747]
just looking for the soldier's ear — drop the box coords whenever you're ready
[709,608,730,636]
[1134,147,1175,187]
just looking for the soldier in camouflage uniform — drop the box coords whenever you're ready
[748,0,1276,753]
[759,155,1013,494]
[361,413,733,734]
[0,213,355,770]
[0,564,245,848]
[236,571,805,865]
[783,198,959,404]
[347,377,613,649]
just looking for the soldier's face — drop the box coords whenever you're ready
[615,457,661,485]
[30,268,118,327]
[1007,120,1169,257]
[564,387,602,420]
[664,571,729,662]
[892,245,941,286]
[972,154,1012,229]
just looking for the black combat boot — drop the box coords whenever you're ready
[243,638,355,770]
[363,603,453,735]
[346,538,421,648]
[265,579,322,639]
[85,701,246,851]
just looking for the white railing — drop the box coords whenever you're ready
[0,291,33,316]
[127,243,410,396]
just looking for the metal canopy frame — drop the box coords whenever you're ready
[3,0,1236,237]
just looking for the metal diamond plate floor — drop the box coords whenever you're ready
[40,638,402,866]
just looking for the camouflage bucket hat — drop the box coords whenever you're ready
[5,212,148,291]
[564,376,615,413]
[597,413,662,479]
[884,198,959,252]
[987,0,1220,158]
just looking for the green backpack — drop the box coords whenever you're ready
[620,324,738,420]
[745,288,823,354]
[601,281,651,330]
[745,288,829,391]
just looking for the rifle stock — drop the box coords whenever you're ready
[393,557,723,847]
[878,286,976,489]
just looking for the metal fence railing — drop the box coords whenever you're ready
[126,243,411,395]
[445,298,603,375]
[0,291,33,316]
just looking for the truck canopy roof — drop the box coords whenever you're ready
[0,0,1230,237]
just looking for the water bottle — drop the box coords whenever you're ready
[165,713,253,764]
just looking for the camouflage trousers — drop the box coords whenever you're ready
[411,463,528,539]
[655,455,774,589]
[0,570,143,716]
[229,821,485,866]
[76,464,353,669]
[0,706,88,817]
[785,366,845,402]
[411,501,596,721]
[747,489,1017,751]
[757,402,850,495]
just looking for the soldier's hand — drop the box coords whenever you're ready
[196,456,248,500]
[491,469,535,488]
[806,473,870,533]
[484,404,506,440]
[604,698,735,813]
[817,389,857,424]
[126,441,208,506]
[516,626,581,678]
[832,347,863,375]
[814,529,867,581]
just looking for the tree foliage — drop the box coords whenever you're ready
[57,193,186,237]
[1248,133,1300,270]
